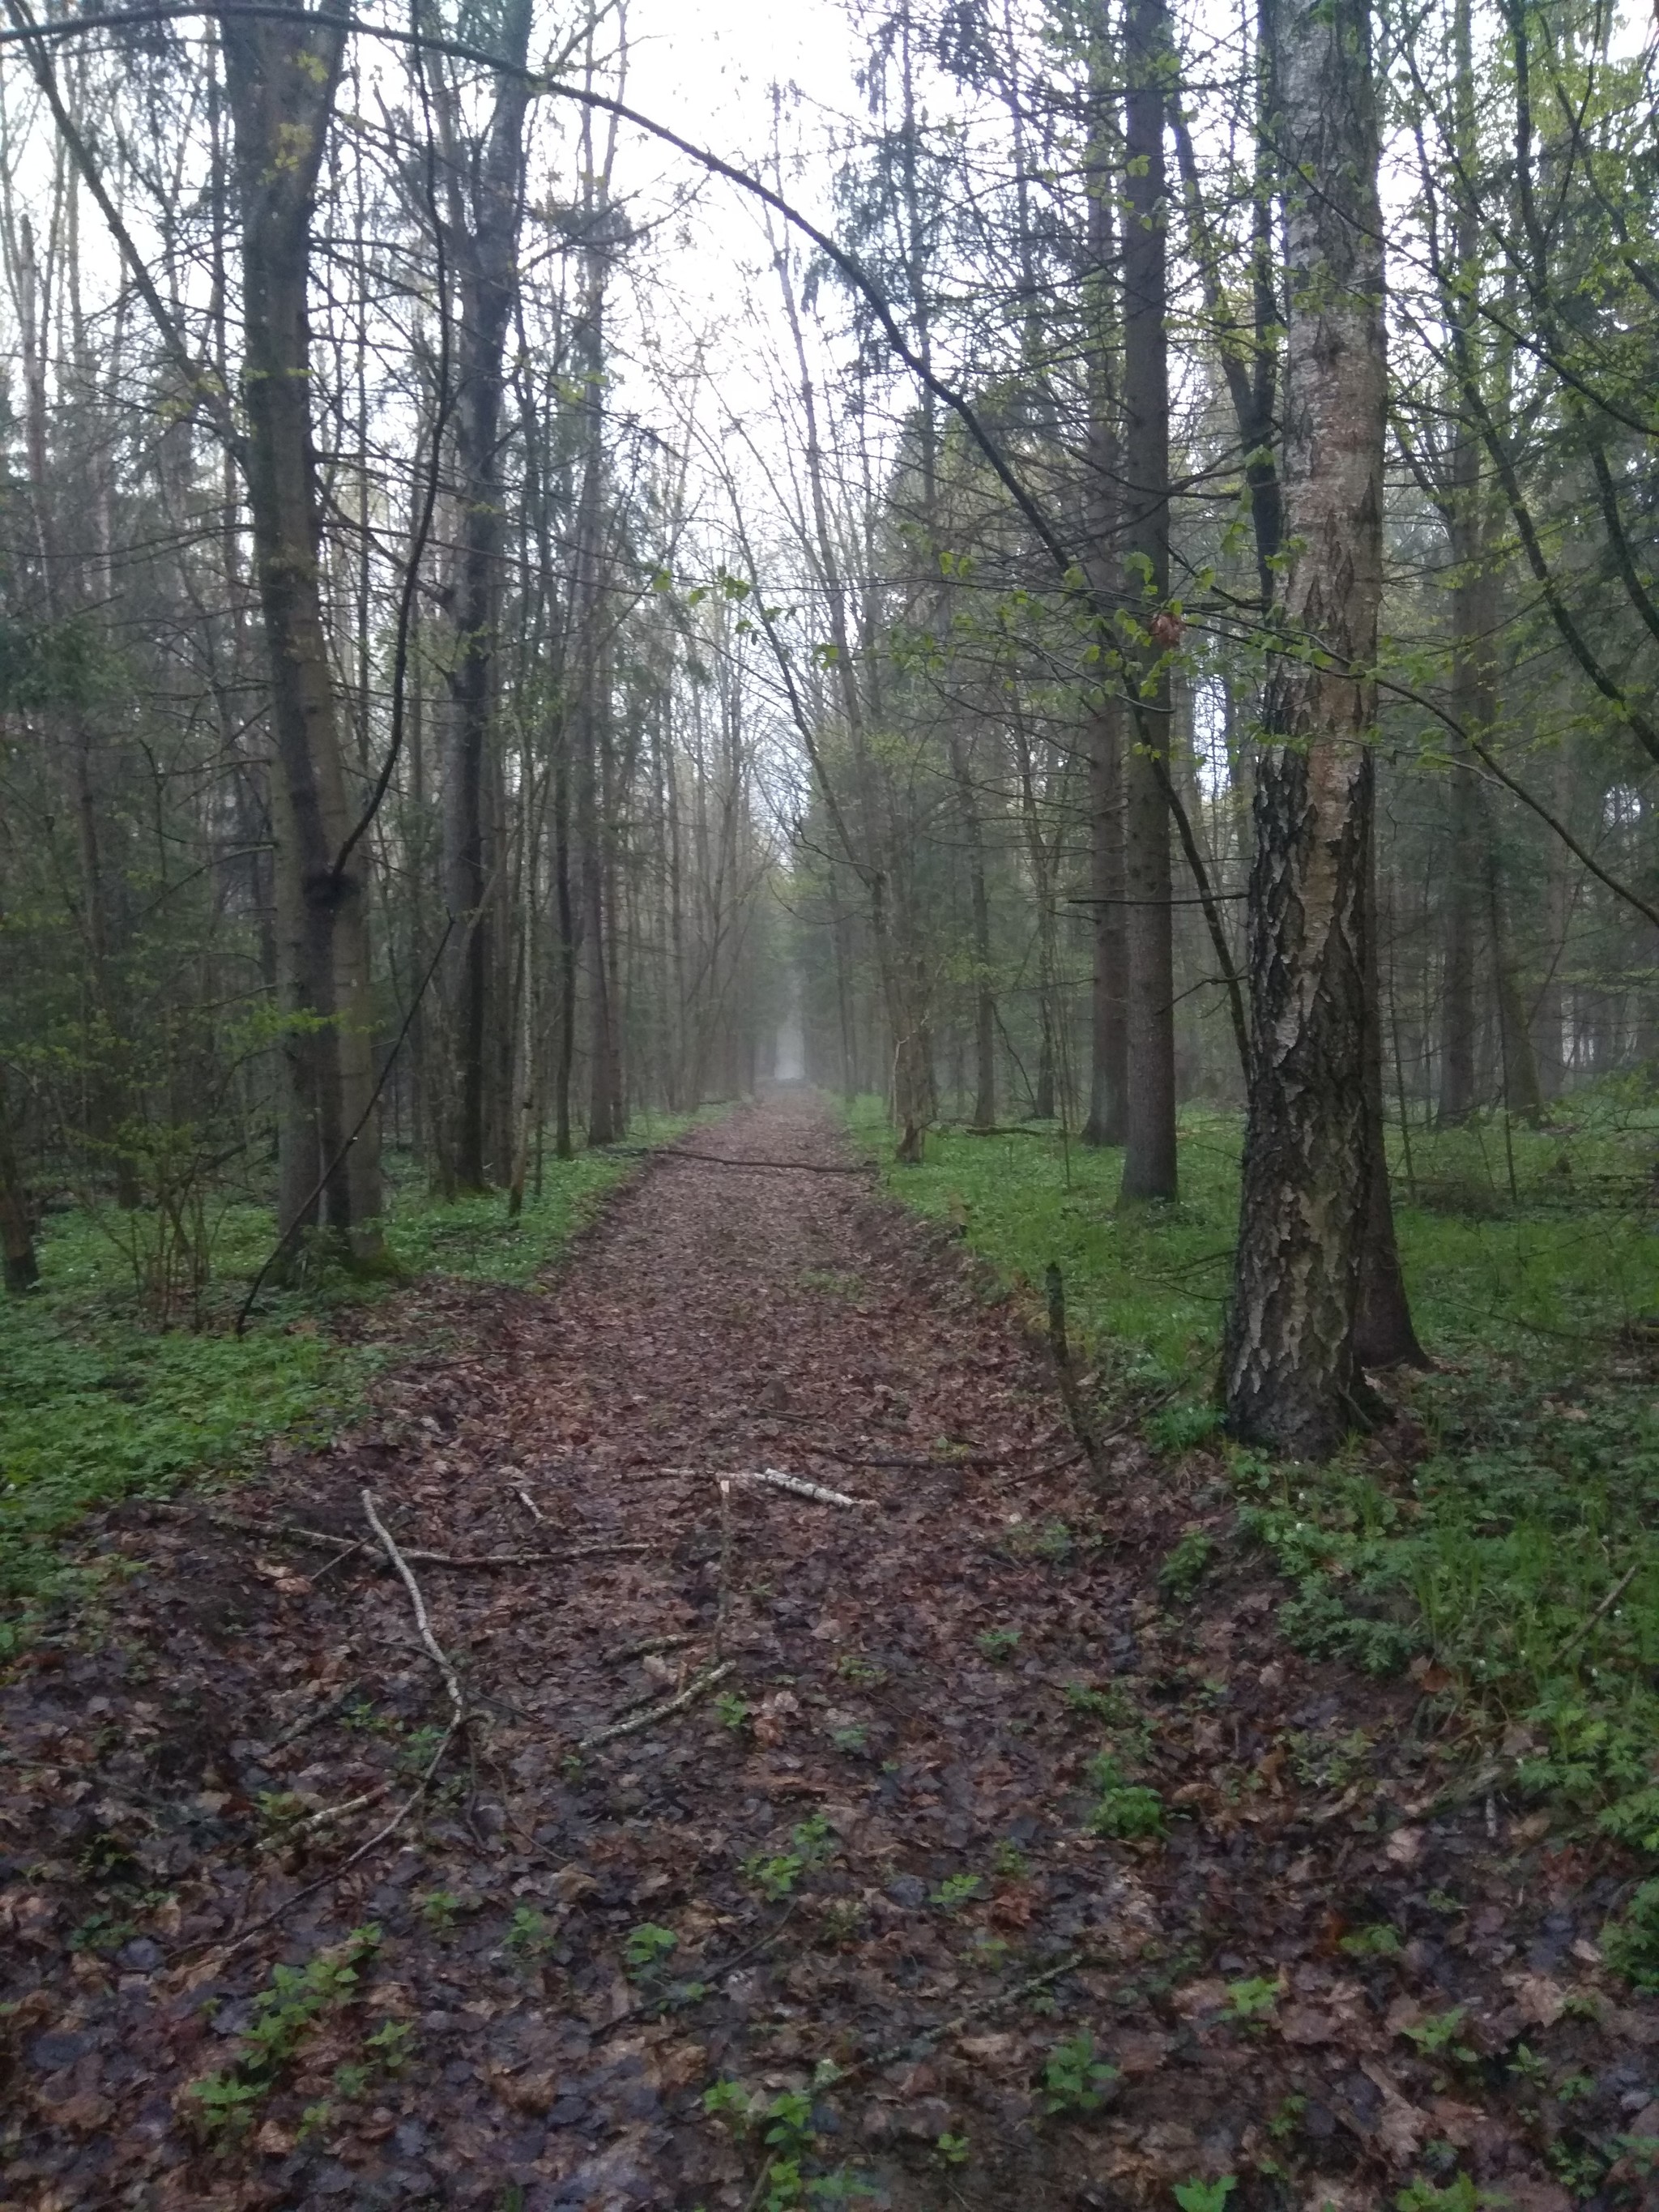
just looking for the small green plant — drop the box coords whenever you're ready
[67,1909,141,1955]
[1546,2140,1606,2197]
[830,1723,868,1753]
[1221,1976,1280,2026]
[1158,1530,1215,1603]
[1173,2180,1236,2212]
[1400,2008,1474,2062]
[186,1926,381,2137]
[715,1691,751,1731]
[746,1850,804,1899]
[1064,1680,1120,1720]
[934,2131,970,2167]
[416,1888,463,1932]
[1268,2092,1307,2141]
[1509,2043,1547,2083]
[704,2077,753,2124]
[977,1625,1021,1661]
[835,1654,886,1686]
[814,1898,865,1946]
[1339,1921,1403,1959]
[1041,2031,1118,2116]
[623,1922,679,1975]
[930,1873,983,1912]
[186,2070,264,2139]
[1147,1402,1225,1455]
[1086,1753,1166,1840]
[1603,1879,1659,1993]
[992,1838,1029,1881]
[968,1931,1012,1971]
[793,1813,835,1865]
[504,1905,554,1962]
[1007,1516,1074,1562]
[254,1789,308,1843]
[1395,2176,1499,2211]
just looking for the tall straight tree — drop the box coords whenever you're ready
[430,0,535,1191]
[1081,0,1128,1149]
[1223,0,1387,1454]
[1117,0,1178,1202]
[222,3,383,1256]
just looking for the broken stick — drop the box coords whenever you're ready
[361,1489,466,1732]
[576,1661,735,1752]
[732,1467,870,1510]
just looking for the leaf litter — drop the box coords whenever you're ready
[2,1095,1655,2210]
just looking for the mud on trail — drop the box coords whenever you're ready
[2,1095,1653,2212]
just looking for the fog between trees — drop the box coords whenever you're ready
[0,0,1655,1458]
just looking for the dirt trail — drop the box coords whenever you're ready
[2,1097,1651,2211]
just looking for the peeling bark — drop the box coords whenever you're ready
[1224,0,1387,1456]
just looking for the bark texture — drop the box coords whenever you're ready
[1118,0,1178,1202]
[1224,0,1386,1456]
[437,0,534,1190]
[224,6,381,1254]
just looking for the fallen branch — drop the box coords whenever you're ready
[513,1487,547,1525]
[185,1719,463,1968]
[846,1954,1086,2079]
[576,1660,735,1752]
[1555,1560,1641,1663]
[605,1632,702,1666]
[267,1684,360,1753]
[361,1489,466,1732]
[162,1503,645,1568]
[731,1467,870,1510]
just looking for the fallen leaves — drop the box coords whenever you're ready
[2,1099,1653,2212]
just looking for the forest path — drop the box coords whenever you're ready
[2,1098,1631,2211]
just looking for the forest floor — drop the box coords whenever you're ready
[3,1093,1657,2212]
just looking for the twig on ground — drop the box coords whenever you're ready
[716,1478,735,1658]
[605,1632,702,1666]
[513,1487,547,1525]
[592,1902,802,2043]
[1556,1560,1641,1662]
[295,1780,393,1835]
[361,1489,466,1732]
[847,1953,1086,2079]
[267,1685,359,1753]
[161,1502,646,1568]
[308,1539,368,1589]
[576,1661,735,1752]
[732,1467,870,1510]
[175,1719,463,1968]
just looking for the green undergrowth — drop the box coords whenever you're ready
[850,1090,1659,1860]
[0,1112,706,1640]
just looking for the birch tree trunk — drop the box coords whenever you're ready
[1223,0,1386,1455]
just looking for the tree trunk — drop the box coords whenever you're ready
[1224,0,1387,1457]
[1118,0,1178,1202]
[1081,46,1127,1150]
[434,0,533,1192]
[0,1064,38,1293]
[223,6,382,1258]
[949,732,997,1129]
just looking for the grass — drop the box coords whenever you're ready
[850,1089,1659,1861]
[0,1113,706,1639]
